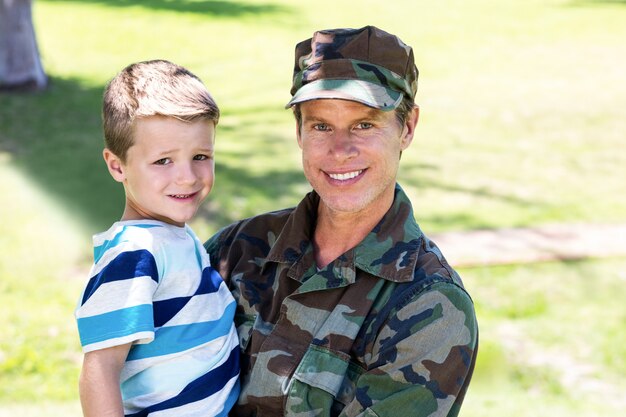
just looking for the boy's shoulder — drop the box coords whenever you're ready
[96,219,163,242]
[94,220,185,262]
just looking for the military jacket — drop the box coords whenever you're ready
[205,185,478,417]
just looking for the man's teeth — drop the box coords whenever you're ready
[329,170,363,181]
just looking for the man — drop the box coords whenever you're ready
[206,26,478,417]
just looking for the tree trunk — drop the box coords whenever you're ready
[0,0,47,91]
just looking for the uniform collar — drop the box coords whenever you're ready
[265,184,423,283]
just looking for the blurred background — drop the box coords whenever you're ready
[1,0,625,415]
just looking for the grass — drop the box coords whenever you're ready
[0,160,84,401]
[462,259,626,417]
[1,0,626,415]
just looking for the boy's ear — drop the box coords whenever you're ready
[103,148,125,182]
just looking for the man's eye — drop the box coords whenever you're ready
[154,158,171,165]
[313,123,330,131]
[356,122,373,129]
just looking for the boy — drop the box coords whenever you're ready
[75,60,239,417]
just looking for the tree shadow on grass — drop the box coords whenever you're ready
[198,161,308,229]
[1,77,125,233]
[0,73,541,236]
[0,75,306,235]
[1,74,543,238]
[398,160,544,231]
[40,0,291,17]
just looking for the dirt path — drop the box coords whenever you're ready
[430,223,626,267]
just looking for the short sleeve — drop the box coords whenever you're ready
[75,228,162,352]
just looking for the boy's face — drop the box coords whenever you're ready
[105,115,216,227]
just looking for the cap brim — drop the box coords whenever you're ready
[285,79,403,111]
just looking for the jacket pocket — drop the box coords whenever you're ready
[292,344,350,396]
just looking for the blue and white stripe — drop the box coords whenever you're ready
[75,220,240,416]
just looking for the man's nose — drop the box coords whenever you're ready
[329,130,358,159]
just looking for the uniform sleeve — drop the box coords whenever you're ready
[342,281,478,417]
[204,224,239,284]
[75,237,161,353]
[204,231,222,269]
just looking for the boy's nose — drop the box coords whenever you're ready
[175,163,197,184]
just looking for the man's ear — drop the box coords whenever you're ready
[103,148,125,183]
[295,122,303,149]
[400,105,420,151]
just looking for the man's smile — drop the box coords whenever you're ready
[327,169,364,181]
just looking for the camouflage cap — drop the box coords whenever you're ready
[286,26,418,111]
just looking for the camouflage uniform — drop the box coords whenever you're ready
[205,185,478,417]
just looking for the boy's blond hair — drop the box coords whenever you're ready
[103,59,219,161]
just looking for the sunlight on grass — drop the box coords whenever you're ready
[0,154,86,271]
[0,157,86,401]
[462,259,626,417]
[0,402,81,417]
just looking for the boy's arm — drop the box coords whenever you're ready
[79,343,132,417]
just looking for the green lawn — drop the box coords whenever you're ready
[462,259,626,417]
[1,0,625,415]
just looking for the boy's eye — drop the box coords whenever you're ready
[154,158,171,165]
[193,154,211,161]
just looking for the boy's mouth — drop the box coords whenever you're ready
[169,192,197,199]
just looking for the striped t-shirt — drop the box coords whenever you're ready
[75,220,239,416]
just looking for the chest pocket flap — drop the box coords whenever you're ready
[292,344,350,396]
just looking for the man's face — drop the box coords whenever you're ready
[297,99,417,219]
